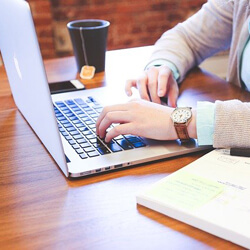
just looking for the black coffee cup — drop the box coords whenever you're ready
[67,19,110,73]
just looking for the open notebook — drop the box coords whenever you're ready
[137,149,250,248]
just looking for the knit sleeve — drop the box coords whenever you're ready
[148,0,233,82]
[213,100,250,148]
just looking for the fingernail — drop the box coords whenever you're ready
[158,90,164,96]
[126,91,131,96]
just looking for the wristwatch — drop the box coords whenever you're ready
[171,107,192,142]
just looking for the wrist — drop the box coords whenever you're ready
[145,59,180,82]
[171,107,194,142]
[187,109,197,139]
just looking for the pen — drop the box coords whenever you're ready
[223,148,250,157]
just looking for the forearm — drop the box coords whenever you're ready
[194,100,250,148]
[149,0,233,82]
[214,100,250,148]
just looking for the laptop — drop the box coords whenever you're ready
[0,0,208,178]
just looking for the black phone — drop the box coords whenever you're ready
[49,80,85,94]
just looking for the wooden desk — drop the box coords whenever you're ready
[0,47,249,249]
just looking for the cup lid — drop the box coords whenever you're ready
[67,19,110,30]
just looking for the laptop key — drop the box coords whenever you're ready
[72,119,82,124]
[72,144,80,149]
[60,119,69,124]
[77,138,87,144]
[132,141,146,148]
[76,148,84,154]
[74,98,86,105]
[57,116,66,121]
[97,146,111,155]
[125,135,141,143]
[59,127,65,132]
[64,123,73,128]
[68,139,76,145]
[66,126,76,132]
[78,126,89,132]
[75,123,84,128]
[61,131,68,136]
[70,130,80,136]
[79,142,91,148]
[73,134,84,140]
[116,138,134,150]
[107,141,122,152]
[88,96,96,103]
[89,138,102,147]
[55,101,65,106]
[65,135,71,140]
[87,151,99,157]
[86,134,96,140]
[88,124,96,129]
[79,153,88,159]
[84,146,95,153]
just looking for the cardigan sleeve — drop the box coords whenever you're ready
[196,101,215,146]
[148,0,233,82]
[213,100,250,148]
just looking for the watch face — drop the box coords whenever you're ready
[171,108,192,123]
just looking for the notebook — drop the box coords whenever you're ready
[136,149,250,248]
[0,0,208,178]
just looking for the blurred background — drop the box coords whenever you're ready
[0,0,228,78]
[28,0,207,58]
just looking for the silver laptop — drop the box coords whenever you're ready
[0,0,208,178]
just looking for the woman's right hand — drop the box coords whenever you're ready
[125,65,179,107]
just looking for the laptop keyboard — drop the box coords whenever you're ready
[54,96,147,159]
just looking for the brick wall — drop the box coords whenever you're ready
[29,0,56,59]
[29,0,207,59]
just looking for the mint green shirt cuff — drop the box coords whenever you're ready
[196,101,215,146]
[145,59,180,82]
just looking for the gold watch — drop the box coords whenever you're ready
[171,107,192,142]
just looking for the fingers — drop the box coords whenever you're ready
[96,103,135,142]
[97,110,130,140]
[157,66,171,97]
[136,72,151,101]
[104,123,132,142]
[125,79,136,96]
[95,99,178,142]
[147,67,161,104]
[96,104,128,134]
[157,66,179,107]
[125,72,150,101]
[96,101,142,142]
[167,78,179,107]
[125,65,179,108]
[131,68,162,103]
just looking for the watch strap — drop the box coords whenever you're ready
[174,123,190,142]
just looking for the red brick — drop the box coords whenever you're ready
[28,0,205,59]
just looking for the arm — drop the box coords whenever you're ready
[214,100,250,148]
[196,99,250,148]
[126,0,234,105]
[96,99,197,143]
[150,0,233,82]
[96,98,250,147]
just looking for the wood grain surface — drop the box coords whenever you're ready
[0,47,248,249]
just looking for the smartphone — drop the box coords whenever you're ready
[49,80,85,94]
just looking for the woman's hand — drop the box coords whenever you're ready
[96,99,177,142]
[125,65,179,107]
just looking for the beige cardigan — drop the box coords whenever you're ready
[149,0,250,148]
